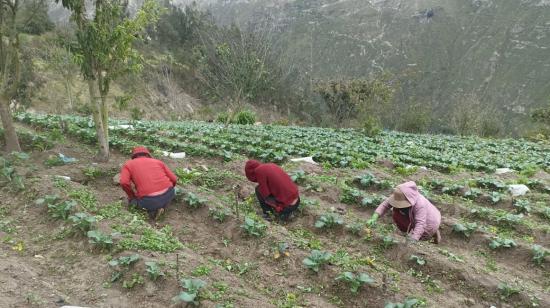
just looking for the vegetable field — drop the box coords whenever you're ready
[1,112,549,308]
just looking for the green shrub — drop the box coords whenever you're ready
[234,109,256,125]
[216,112,231,124]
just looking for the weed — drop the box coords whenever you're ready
[408,269,444,293]
[209,205,231,222]
[463,188,482,200]
[290,229,322,250]
[395,166,418,176]
[336,271,374,293]
[44,154,65,167]
[35,194,60,206]
[97,201,124,219]
[384,298,422,308]
[173,278,207,305]
[122,273,144,289]
[489,191,505,204]
[69,188,97,211]
[438,249,464,263]
[241,216,267,237]
[82,166,104,181]
[346,220,366,235]
[303,250,332,273]
[273,242,290,260]
[192,265,212,277]
[109,254,140,267]
[117,225,183,253]
[174,167,201,184]
[442,184,463,196]
[498,282,521,300]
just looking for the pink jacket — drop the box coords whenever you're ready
[375,181,441,240]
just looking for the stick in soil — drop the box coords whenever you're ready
[233,185,240,219]
[176,253,180,283]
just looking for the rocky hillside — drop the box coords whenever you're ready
[204,0,550,128]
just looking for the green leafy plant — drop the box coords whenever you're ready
[35,194,60,206]
[208,205,231,222]
[241,216,267,237]
[384,298,421,308]
[452,222,478,238]
[174,168,201,184]
[234,109,256,125]
[346,220,366,235]
[173,278,207,305]
[495,213,524,227]
[442,184,463,196]
[191,265,212,277]
[340,186,364,204]
[69,212,97,233]
[489,238,517,250]
[395,165,418,176]
[184,192,208,209]
[489,191,505,204]
[109,254,140,267]
[87,230,114,250]
[497,282,521,300]
[290,169,306,184]
[360,195,385,208]
[303,250,332,273]
[145,261,165,281]
[122,273,144,289]
[82,166,104,181]
[463,188,482,200]
[382,235,398,248]
[532,244,549,266]
[315,213,344,229]
[48,200,77,220]
[513,199,531,214]
[409,255,426,266]
[335,271,374,293]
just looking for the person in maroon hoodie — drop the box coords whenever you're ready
[245,160,300,220]
[119,146,177,219]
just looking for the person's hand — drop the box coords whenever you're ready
[367,213,379,227]
[406,236,418,245]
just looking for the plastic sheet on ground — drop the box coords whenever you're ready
[162,151,186,159]
[59,153,77,163]
[290,156,318,165]
[108,124,134,130]
[495,168,514,175]
[508,184,529,197]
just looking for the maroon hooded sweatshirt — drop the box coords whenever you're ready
[245,160,299,212]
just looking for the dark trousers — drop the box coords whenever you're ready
[255,187,300,220]
[130,187,175,214]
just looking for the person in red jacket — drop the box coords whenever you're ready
[245,160,300,220]
[119,146,177,219]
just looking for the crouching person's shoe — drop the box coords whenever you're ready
[154,208,165,221]
[432,229,441,244]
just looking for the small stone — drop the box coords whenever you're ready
[112,173,120,185]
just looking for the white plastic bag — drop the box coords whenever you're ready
[508,184,529,197]
[290,156,318,165]
[162,151,186,159]
[495,168,513,175]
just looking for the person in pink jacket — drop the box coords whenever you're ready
[367,181,442,243]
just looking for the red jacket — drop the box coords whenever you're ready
[245,160,299,212]
[119,157,177,199]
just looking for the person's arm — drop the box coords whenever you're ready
[374,198,392,217]
[119,164,136,200]
[162,162,178,186]
[255,169,271,199]
[409,204,427,241]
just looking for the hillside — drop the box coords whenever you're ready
[1,113,549,307]
[204,0,550,132]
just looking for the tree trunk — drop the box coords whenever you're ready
[87,80,109,161]
[0,95,21,152]
[100,94,109,144]
[65,80,73,110]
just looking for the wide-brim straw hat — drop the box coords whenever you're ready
[388,187,412,208]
